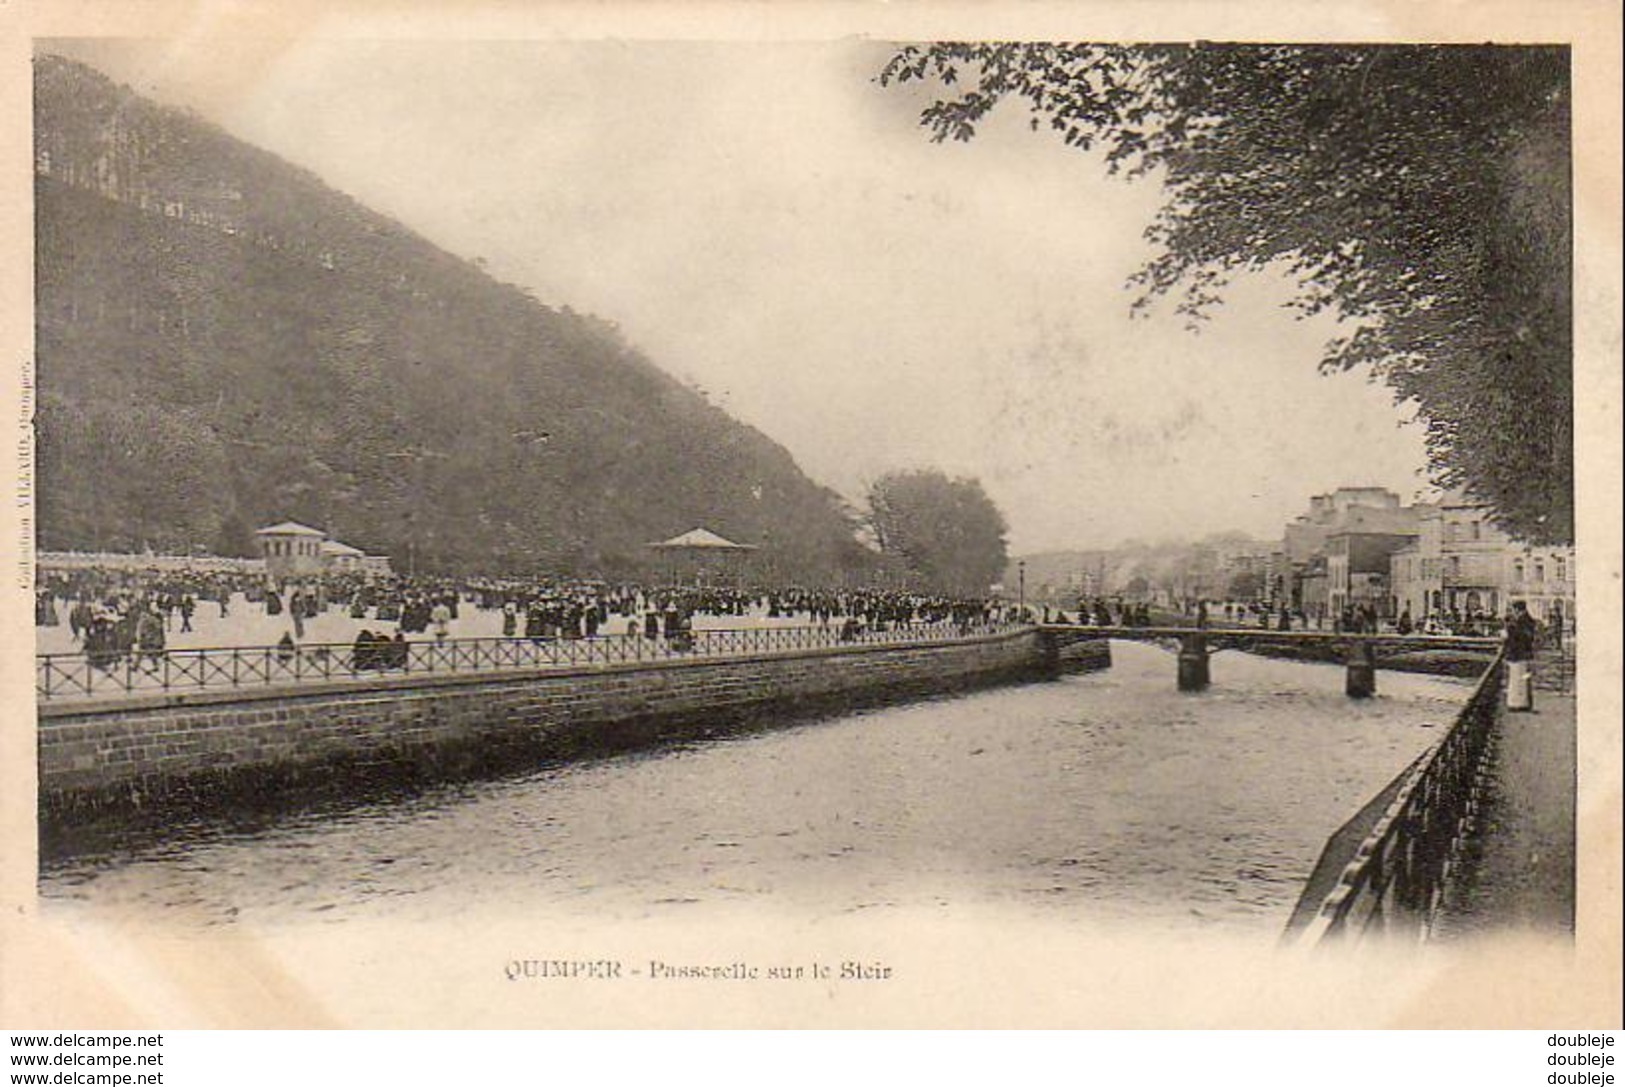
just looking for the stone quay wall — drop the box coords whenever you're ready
[40,628,1107,817]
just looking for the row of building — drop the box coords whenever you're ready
[1264,487,1575,627]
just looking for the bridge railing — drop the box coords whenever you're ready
[1037,623,1502,651]
[1293,648,1506,946]
[36,620,1029,704]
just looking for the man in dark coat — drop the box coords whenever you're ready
[1504,601,1539,711]
[1505,602,1539,660]
[352,629,378,671]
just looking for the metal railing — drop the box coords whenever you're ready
[37,620,1028,704]
[1294,649,1506,945]
[1038,623,1502,653]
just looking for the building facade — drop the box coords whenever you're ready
[1389,541,1431,623]
[1434,497,1516,620]
[256,522,328,578]
[258,522,392,579]
[1298,557,1329,623]
[1503,543,1577,628]
[1387,495,1576,629]
[320,539,367,572]
[1325,530,1418,618]
[1280,487,1416,614]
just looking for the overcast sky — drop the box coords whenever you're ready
[50,37,1435,554]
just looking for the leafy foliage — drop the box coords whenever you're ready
[866,470,1009,596]
[1226,569,1264,601]
[881,44,1572,544]
[34,55,871,578]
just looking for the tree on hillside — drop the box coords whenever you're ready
[866,469,1009,596]
[35,394,230,554]
[211,511,258,558]
[881,43,1572,544]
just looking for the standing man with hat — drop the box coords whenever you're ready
[1504,600,1539,711]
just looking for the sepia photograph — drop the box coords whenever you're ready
[3,1,1620,1033]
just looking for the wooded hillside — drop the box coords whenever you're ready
[34,55,870,580]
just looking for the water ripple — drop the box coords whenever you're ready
[40,642,1470,936]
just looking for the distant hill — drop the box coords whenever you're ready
[33,54,870,580]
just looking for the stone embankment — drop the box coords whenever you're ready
[39,630,1110,823]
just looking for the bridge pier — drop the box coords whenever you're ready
[1177,633,1210,692]
[1345,641,1377,698]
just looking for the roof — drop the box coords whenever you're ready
[647,528,757,551]
[1330,506,1421,534]
[321,540,365,556]
[256,521,326,537]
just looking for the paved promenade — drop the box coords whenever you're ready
[1435,647,1576,938]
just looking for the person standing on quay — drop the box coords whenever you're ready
[289,586,307,641]
[1504,600,1539,712]
[135,604,166,673]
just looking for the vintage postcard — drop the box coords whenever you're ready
[0,1,1619,1029]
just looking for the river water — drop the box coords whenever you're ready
[39,642,1470,937]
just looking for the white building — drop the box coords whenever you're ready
[1388,494,1576,626]
[1504,544,1576,628]
[320,539,368,573]
[256,521,328,578]
[259,522,392,579]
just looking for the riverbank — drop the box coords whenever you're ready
[40,641,1464,936]
[40,629,1109,853]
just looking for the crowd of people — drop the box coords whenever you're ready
[1041,599,1157,627]
[36,568,247,670]
[1035,593,1565,643]
[37,562,1566,679]
[34,566,1023,672]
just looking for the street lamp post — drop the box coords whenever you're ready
[1018,560,1027,616]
